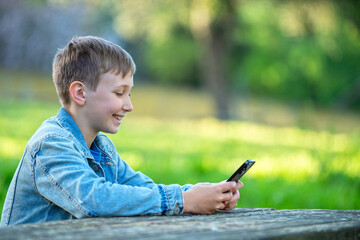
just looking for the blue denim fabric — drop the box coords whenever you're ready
[1,108,192,226]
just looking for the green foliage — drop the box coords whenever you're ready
[0,98,359,219]
[232,1,360,107]
[108,0,360,109]
[143,29,201,86]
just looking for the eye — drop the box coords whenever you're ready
[115,92,124,96]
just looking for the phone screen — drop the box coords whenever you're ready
[227,159,255,182]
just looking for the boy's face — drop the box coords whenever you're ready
[83,71,133,135]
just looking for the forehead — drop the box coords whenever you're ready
[99,71,133,88]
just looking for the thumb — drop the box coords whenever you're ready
[216,181,236,193]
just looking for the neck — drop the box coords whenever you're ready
[63,105,96,148]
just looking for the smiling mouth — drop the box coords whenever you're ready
[113,114,125,121]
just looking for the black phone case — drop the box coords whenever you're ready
[227,159,255,182]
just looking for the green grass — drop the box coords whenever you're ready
[0,99,359,218]
[0,69,360,218]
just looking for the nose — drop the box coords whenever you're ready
[123,96,133,112]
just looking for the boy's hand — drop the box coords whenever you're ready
[221,181,243,210]
[183,181,243,214]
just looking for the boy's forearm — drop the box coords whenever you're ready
[182,191,191,213]
[182,190,198,214]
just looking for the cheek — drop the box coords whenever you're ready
[96,94,117,110]
[107,99,122,110]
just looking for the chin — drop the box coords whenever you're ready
[102,122,121,134]
[110,127,120,134]
[106,130,119,135]
[101,127,119,134]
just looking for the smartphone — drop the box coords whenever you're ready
[227,159,255,182]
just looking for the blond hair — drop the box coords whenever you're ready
[52,36,136,105]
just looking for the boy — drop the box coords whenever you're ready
[1,36,243,225]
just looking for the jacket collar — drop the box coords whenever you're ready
[56,107,92,158]
[55,107,114,160]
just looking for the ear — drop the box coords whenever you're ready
[69,81,86,106]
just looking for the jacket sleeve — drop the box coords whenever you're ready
[33,136,184,218]
[115,153,158,188]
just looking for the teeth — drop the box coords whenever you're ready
[114,115,123,120]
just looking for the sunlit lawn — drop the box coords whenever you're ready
[0,71,360,218]
[1,99,360,217]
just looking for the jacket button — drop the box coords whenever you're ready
[174,206,180,215]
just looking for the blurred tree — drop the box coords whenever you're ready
[331,0,360,110]
[109,0,239,119]
[188,0,238,119]
[3,0,360,115]
[104,0,360,115]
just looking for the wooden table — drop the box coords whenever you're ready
[1,208,359,240]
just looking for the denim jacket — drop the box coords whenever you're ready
[1,108,192,226]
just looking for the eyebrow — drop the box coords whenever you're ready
[114,84,134,89]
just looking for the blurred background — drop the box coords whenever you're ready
[0,0,360,214]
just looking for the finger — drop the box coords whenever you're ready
[216,181,236,193]
[221,191,234,202]
[216,202,226,210]
[226,196,238,208]
[225,194,239,209]
[226,201,238,210]
[232,190,240,200]
[236,181,244,189]
[225,191,239,205]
